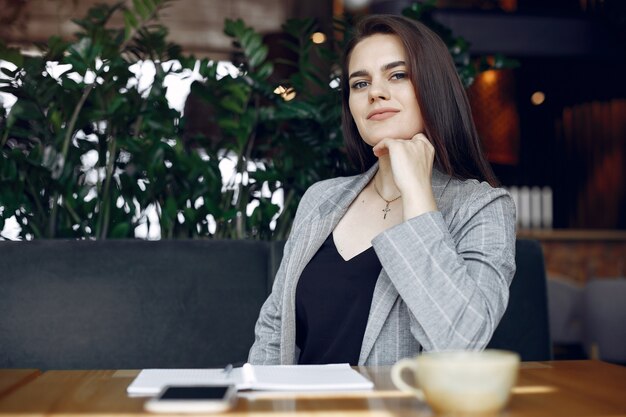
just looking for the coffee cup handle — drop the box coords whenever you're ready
[391,358,425,401]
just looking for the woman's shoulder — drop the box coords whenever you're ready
[302,173,365,200]
[441,175,513,212]
[434,175,515,237]
[291,172,366,219]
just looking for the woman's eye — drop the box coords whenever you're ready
[351,81,368,90]
[391,72,407,80]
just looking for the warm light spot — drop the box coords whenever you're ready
[311,32,326,44]
[274,85,296,101]
[481,70,497,85]
[531,91,545,106]
[282,87,296,101]
[512,386,557,394]
[500,0,517,11]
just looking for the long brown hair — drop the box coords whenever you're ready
[341,15,498,186]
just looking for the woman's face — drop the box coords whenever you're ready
[348,34,424,147]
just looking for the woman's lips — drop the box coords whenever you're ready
[367,108,400,120]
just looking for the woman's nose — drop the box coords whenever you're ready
[368,80,390,102]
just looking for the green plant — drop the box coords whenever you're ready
[184,17,349,240]
[0,1,511,241]
[0,0,217,239]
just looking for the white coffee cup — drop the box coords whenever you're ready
[391,350,520,414]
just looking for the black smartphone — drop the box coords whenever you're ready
[144,385,237,413]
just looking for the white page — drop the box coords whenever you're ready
[250,364,373,391]
[126,368,246,396]
[126,364,373,396]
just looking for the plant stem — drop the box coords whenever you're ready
[48,193,58,238]
[26,216,43,239]
[27,181,46,223]
[231,95,261,239]
[0,129,8,149]
[47,79,93,237]
[61,83,94,168]
[64,198,82,225]
[244,96,260,162]
[98,133,117,239]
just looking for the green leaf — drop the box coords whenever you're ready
[220,96,244,114]
[0,157,18,179]
[240,29,254,49]
[49,110,63,131]
[256,62,273,80]
[164,195,178,219]
[65,53,88,74]
[68,37,92,60]
[183,207,196,223]
[6,100,42,127]
[223,82,250,104]
[0,43,23,67]
[108,96,126,114]
[46,36,69,60]
[197,60,217,79]
[244,33,262,55]
[224,19,245,38]
[218,118,239,132]
[221,208,238,221]
[248,45,268,68]
[123,10,139,39]
[133,0,150,20]
[110,222,131,238]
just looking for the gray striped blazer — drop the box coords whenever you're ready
[248,163,517,365]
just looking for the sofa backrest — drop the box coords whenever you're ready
[1,238,550,369]
[0,240,271,370]
[487,239,552,360]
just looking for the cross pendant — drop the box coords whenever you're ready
[382,203,391,219]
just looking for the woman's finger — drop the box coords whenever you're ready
[373,147,388,157]
[372,138,393,157]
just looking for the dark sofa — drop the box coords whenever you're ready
[0,239,550,370]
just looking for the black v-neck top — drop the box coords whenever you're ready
[295,234,382,365]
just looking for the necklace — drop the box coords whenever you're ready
[373,180,401,219]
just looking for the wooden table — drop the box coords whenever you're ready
[0,369,40,398]
[0,361,624,416]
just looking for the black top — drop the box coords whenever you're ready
[295,234,382,365]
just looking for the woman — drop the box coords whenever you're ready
[248,15,516,366]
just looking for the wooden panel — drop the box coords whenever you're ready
[552,99,626,230]
[1,0,295,59]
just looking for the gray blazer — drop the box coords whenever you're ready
[248,163,516,365]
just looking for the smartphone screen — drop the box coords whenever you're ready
[145,385,237,413]
[159,386,230,400]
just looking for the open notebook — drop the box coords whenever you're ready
[127,363,374,396]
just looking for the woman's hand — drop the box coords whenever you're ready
[372,133,438,219]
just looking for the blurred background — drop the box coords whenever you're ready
[3,0,624,230]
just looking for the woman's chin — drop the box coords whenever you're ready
[362,134,413,147]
